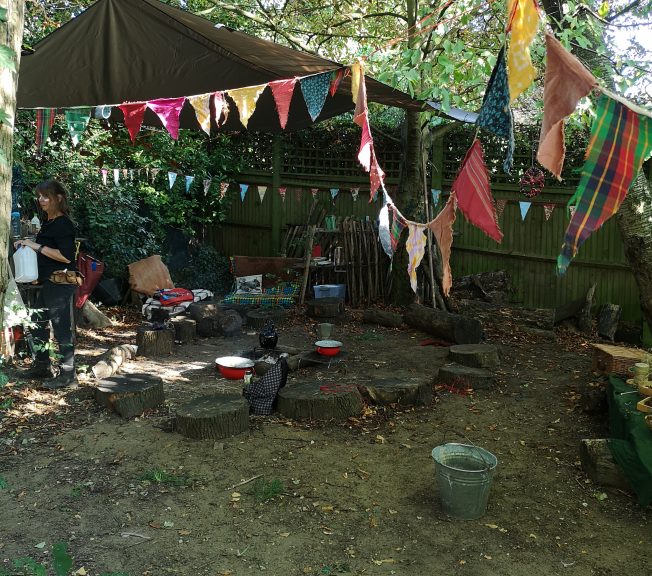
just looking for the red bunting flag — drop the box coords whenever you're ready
[369,154,385,202]
[269,78,296,130]
[543,203,555,220]
[220,182,229,199]
[147,97,186,140]
[119,102,147,142]
[279,187,287,202]
[329,69,344,97]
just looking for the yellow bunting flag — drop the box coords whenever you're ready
[188,94,212,135]
[507,0,540,103]
[227,85,266,128]
[351,60,363,104]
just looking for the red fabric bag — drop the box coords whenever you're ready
[155,288,194,307]
[75,252,105,308]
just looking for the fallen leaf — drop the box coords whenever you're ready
[321,505,334,513]
[163,521,174,528]
[35,542,46,549]
[529,533,537,539]
[279,532,290,538]
[485,523,498,529]
[148,522,161,529]
[372,558,395,565]
[375,435,386,444]
[369,515,377,528]
[484,555,492,560]
[178,529,191,536]
[74,569,87,576]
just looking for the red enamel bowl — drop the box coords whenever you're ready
[315,340,342,356]
[215,356,255,380]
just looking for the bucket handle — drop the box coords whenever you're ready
[443,429,494,472]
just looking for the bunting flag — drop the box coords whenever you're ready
[258,185,267,202]
[228,85,266,128]
[352,62,372,171]
[150,168,160,182]
[239,183,249,202]
[568,205,576,218]
[428,193,457,296]
[145,167,150,180]
[278,186,287,202]
[452,139,503,243]
[269,79,296,129]
[329,68,344,97]
[351,187,359,202]
[64,108,92,146]
[168,171,177,190]
[330,188,339,200]
[379,198,393,258]
[476,48,515,173]
[351,60,363,104]
[94,105,112,119]
[101,168,108,186]
[300,72,331,122]
[506,0,540,103]
[213,92,227,127]
[188,94,212,135]
[36,108,56,152]
[119,102,147,142]
[122,168,128,180]
[147,97,186,140]
[369,154,385,202]
[113,169,120,186]
[557,94,652,275]
[537,32,598,180]
[431,189,441,207]
[220,181,229,199]
[519,201,532,220]
[406,224,428,293]
[185,175,195,193]
[543,203,555,220]
[129,169,134,181]
[390,208,407,252]
[496,198,508,218]
[203,178,211,196]
[311,188,319,198]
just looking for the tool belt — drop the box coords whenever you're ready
[49,270,84,286]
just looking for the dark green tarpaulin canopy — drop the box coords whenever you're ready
[17,0,451,132]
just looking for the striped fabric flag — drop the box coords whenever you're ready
[36,108,56,152]
[507,0,540,103]
[390,208,407,253]
[557,95,652,275]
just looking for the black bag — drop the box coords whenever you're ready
[243,357,288,416]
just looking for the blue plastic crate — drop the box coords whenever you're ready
[313,284,346,299]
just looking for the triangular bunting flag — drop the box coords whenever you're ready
[64,108,92,147]
[269,78,296,129]
[129,169,134,181]
[330,188,339,200]
[428,193,458,296]
[36,108,56,153]
[378,199,393,258]
[220,182,229,199]
[311,188,319,198]
[147,97,186,140]
[329,68,344,97]
[390,208,407,252]
[507,0,540,103]
[168,171,177,190]
[496,198,508,218]
[101,169,108,186]
[150,168,160,182]
[185,175,195,193]
[300,72,332,122]
[188,94,212,135]
[452,139,503,243]
[258,186,267,202]
[568,205,576,218]
[227,85,266,128]
[351,60,363,104]
[122,168,128,180]
[537,32,598,180]
[369,155,385,202]
[406,224,428,293]
[213,92,227,127]
[543,203,555,220]
[431,189,441,207]
[113,169,120,186]
[240,183,249,202]
[119,102,147,142]
[351,187,359,202]
[203,178,211,196]
[519,201,532,220]
[278,187,287,202]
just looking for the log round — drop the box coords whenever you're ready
[188,301,220,322]
[136,325,174,356]
[437,364,494,390]
[362,308,404,328]
[579,438,631,491]
[171,317,196,344]
[362,378,432,406]
[91,344,138,380]
[277,381,363,421]
[175,395,250,440]
[94,373,165,418]
[448,344,499,368]
[305,298,344,318]
[403,303,483,344]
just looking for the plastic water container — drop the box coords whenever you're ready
[10,212,21,238]
[13,246,38,283]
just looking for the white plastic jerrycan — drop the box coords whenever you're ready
[13,245,38,283]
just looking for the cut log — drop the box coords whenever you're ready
[285,352,323,372]
[579,438,631,491]
[362,308,404,328]
[277,381,363,420]
[448,344,499,368]
[175,395,249,440]
[578,283,597,333]
[171,317,196,344]
[91,344,138,380]
[136,324,174,356]
[457,300,555,331]
[437,364,494,390]
[219,310,243,337]
[305,297,344,318]
[246,308,286,329]
[362,378,432,406]
[75,300,114,329]
[597,304,622,342]
[188,301,220,322]
[94,374,165,418]
[404,303,483,344]
[554,282,596,326]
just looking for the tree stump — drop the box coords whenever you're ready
[438,364,494,390]
[91,344,138,380]
[448,344,499,368]
[219,309,243,337]
[404,303,483,344]
[94,374,165,418]
[362,378,432,406]
[189,302,222,337]
[136,324,174,356]
[579,439,631,491]
[305,298,344,318]
[362,308,404,328]
[246,307,286,329]
[597,304,622,342]
[277,381,363,420]
[171,317,196,344]
[175,395,249,440]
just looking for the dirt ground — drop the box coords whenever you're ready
[0,303,650,576]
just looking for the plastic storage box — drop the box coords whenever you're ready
[314,284,346,299]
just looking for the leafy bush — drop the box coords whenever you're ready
[171,244,233,295]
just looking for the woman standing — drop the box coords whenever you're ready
[15,180,78,390]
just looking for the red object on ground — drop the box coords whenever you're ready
[317,345,340,356]
[75,252,104,308]
[215,357,255,380]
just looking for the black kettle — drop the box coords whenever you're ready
[259,320,278,349]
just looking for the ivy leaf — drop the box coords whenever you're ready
[0,8,7,22]
[0,108,13,127]
[0,44,15,71]
[597,1,609,18]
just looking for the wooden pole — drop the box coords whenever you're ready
[423,155,437,309]
[300,224,316,304]
[270,134,284,256]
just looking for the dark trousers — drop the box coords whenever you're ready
[31,281,75,372]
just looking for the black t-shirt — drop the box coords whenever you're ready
[35,215,76,281]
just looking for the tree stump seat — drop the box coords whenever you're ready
[448,344,500,368]
[175,395,250,440]
[438,364,495,390]
[171,317,196,344]
[94,373,165,418]
[305,298,344,318]
[362,378,432,406]
[277,381,363,420]
[136,324,174,356]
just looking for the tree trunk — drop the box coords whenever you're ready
[404,302,484,344]
[91,344,138,380]
[75,300,115,329]
[0,3,26,332]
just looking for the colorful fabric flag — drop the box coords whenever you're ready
[213,92,227,127]
[351,60,363,104]
[537,32,597,180]
[101,168,108,186]
[64,108,92,146]
[557,95,652,274]
[150,168,160,182]
[310,188,319,198]
[496,198,508,218]
[188,94,212,135]
[119,102,147,142]
[94,105,112,119]
[369,155,385,203]
[476,48,515,173]
[129,169,134,181]
[122,168,128,180]
[269,78,296,129]
[431,189,441,207]
[507,0,540,103]
[429,193,457,296]
[147,97,186,140]
[220,182,229,199]
[36,108,56,152]
[228,85,266,128]
[258,186,267,202]
[185,175,194,193]
[300,72,331,122]
[330,188,339,200]
[452,139,503,243]
[390,208,407,253]
[543,203,555,220]
[278,186,286,202]
[406,223,428,293]
[379,198,393,258]
[239,183,249,202]
[168,171,177,190]
[519,201,531,220]
[351,187,359,202]
[113,169,120,186]
[329,68,344,97]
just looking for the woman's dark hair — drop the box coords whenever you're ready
[35,180,70,216]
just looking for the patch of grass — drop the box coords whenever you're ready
[70,483,92,498]
[251,477,284,502]
[354,330,384,341]
[0,476,7,489]
[319,563,351,574]
[139,469,189,486]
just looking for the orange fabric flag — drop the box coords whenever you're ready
[428,193,457,296]
[507,0,540,103]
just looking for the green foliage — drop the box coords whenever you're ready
[8,557,46,576]
[252,477,284,502]
[139,469,189,486]
[52,542,73,576]
[171,243,233,294]
[0,476,7,489]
